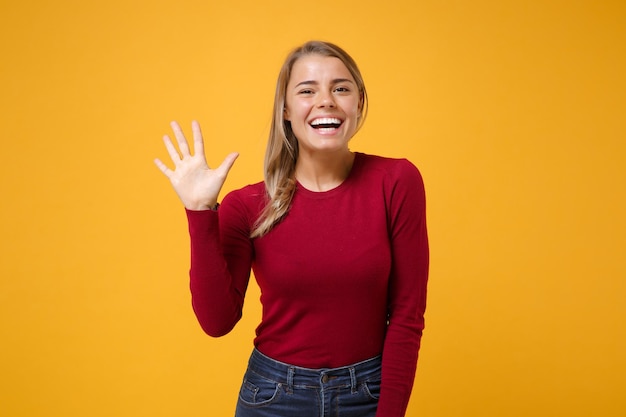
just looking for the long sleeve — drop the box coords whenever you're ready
[376,160,429,417]
[186,189,255,337]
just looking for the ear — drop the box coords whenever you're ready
[357,93,364,115]
[283,106,291,121]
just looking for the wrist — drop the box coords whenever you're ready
[185,201,219,211]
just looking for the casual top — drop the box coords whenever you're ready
[186,152,429,417]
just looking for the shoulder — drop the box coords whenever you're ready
[355,152,424,186]
[222,181,266,210]
[356,154,427,223]
[217,181,266,231]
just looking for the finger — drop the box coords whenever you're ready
[153,158,172,178]
[216,152,239,178]
[191,120,206,161]
[162,135,182,165]
[170,121,191,157]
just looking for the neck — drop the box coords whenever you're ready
[295,150,355,192]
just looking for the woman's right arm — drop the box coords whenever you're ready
[155,121,248,336]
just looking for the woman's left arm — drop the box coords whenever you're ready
[376,160,429,417]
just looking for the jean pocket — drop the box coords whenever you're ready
[238,370,282,407]
[363,378,381,401]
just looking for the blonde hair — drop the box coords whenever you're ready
[251,40,368,238]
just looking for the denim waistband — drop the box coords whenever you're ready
[246,348,382,393]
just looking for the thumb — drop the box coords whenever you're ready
[216,152,239,177]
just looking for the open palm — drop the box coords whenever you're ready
[154,121,238,210]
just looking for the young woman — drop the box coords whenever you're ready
[155,40,429,417]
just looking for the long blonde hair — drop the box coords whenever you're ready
[251,41,368,238]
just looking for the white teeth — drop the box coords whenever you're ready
[310,117,342,126]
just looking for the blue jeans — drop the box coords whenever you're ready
[235,348,381,417]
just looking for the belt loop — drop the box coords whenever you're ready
[287,366,295,394]
[349,367,357,394]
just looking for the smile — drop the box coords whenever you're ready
[309,117,343,130]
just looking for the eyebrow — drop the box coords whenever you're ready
[294,78,355,88]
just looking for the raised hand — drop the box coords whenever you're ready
[154,120,239,210]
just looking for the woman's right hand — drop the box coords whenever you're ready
[154,121,239,211]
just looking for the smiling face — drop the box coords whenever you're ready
[284,54,363,157]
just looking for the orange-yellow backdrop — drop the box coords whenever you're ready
[1,1,624,416]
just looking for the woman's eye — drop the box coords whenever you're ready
[335,87,350,93]
[299,89,314,95]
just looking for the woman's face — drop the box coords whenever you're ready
[284,54,362,157]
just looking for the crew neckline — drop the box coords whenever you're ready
[295,152,364,199]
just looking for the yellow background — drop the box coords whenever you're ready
[1,0,624,416]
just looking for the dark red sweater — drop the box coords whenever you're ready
[186,152,429,417]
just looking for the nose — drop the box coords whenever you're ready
[317,90,336,108]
